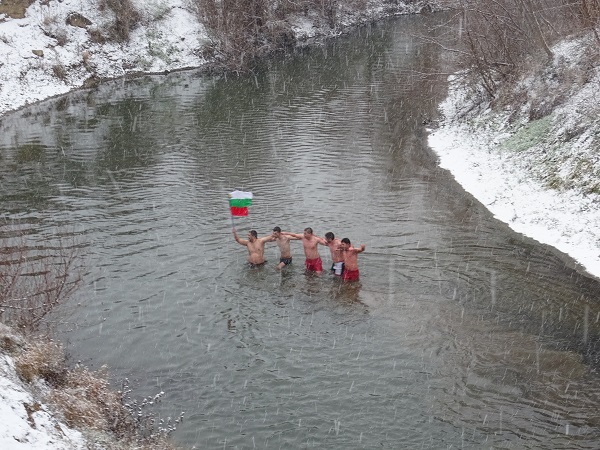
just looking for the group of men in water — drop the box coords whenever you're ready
[232,226,365,282]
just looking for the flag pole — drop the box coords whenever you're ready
[229,196,235,229]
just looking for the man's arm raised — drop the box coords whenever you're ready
[232,228,248,246]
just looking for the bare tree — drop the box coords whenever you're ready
[0,228,82,333]
[191,0,369,72]
[579,0,600,43]
[516,0,553,58]
[455,0,594,98]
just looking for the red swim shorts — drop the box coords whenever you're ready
[342,269,359,282]
[305,257,323,272]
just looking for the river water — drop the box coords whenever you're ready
[2,13,600,449]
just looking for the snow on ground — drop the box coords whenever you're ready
[0,351,85,450]
[429,120,600,279]
[428,44,600,280]
[0,0,211,115]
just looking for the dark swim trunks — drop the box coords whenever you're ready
[305,257,323,272]
[342,268,359,282]
[279,257,293,265]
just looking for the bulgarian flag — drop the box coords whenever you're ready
[228,190,253,216]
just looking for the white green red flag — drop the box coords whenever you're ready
[228,190,253,216]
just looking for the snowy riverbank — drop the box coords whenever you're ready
[0,0,431,117]
[428,36,600,281]
[0,356,85,449]
[0,325,87,449]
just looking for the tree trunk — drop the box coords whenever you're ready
[517,0,553,59]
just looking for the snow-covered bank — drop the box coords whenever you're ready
[0,354,85,449]
[0,0,210,116]
[0,0,432,117]
[0,325,86,449]
[428,36,600,280]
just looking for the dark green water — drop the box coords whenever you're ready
[1,13,600,449]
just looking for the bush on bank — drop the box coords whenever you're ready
[0,325,182,449]
[433,0,600,198]
[450,0,600,98]
[0,229,182,448]
[191,0,438,71]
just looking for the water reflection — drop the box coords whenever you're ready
[1,12,600,449]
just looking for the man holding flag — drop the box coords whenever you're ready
[232,228,274,268]
[229,190,274,267]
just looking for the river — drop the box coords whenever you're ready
[1,12,600,449]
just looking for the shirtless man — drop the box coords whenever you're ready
[339,238,365,282]
[283,227,327,274]
[232,228,274,267]
[272,226,302,270]
[322,232,344,276]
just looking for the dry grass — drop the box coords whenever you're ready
[52,63,68,80]
[49,366,135,434]
[0,0,35,19]
[15,339,67,385]
[12,335,182,449]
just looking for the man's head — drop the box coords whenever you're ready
[272,226,281,237]
[325,232,334,242]
[340,237,351,250]
[303,227,313,239]
[248,229,258,241]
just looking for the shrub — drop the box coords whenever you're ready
[98,0,141,42]
[15,339,67,385]
[0,228,82,334]
[191,0,366,71]
[454,0,600,99]
[52,63,68,80]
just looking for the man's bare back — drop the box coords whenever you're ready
[322,232,344,275]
